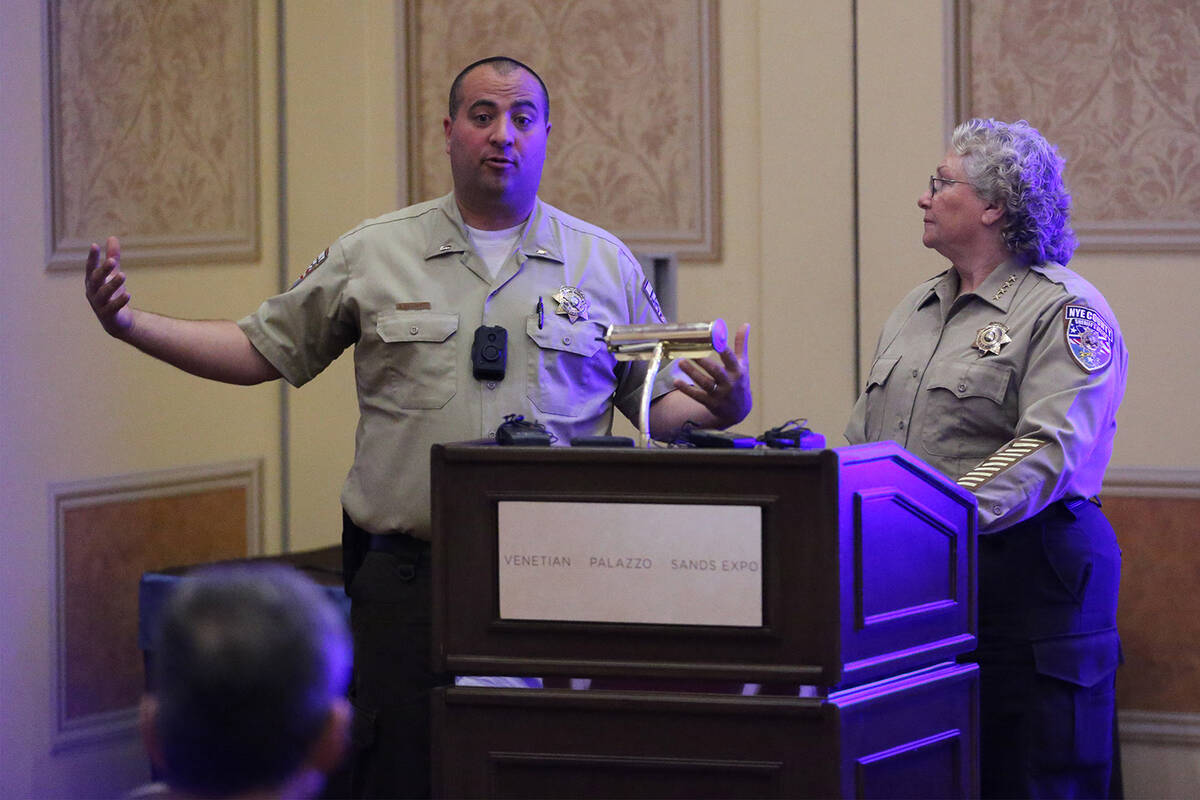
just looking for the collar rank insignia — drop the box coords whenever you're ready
[973,322,1012,356]
[991,273,1018,302]
[553,286,589,323]
[1063,305,1114,372]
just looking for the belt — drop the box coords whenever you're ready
[993,497,1102,534]
[1061,496,1103,515]
[366,530,430,562]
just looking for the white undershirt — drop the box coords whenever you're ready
[467,223,524,280]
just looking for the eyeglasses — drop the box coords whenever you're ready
[929,176,972,196]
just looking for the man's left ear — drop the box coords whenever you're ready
[305,697,352,775]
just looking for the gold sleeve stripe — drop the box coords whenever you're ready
[957,436,1050,489]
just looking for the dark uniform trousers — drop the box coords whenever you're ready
[341,511,450,800]
[964,499,1122,799]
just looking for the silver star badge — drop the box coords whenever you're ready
[973,322,1012,355]
[552,286,590,323]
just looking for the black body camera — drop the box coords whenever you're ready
[471,325,507,381]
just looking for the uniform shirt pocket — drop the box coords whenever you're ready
[525,315,612,416]
[374,311,459,409]
[919,360,1013,459]
[863,356,900,441]
[1031,629,1120,767]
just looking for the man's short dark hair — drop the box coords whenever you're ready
[447,56,550,120]
[149,564,351,797]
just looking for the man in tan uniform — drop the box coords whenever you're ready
[86,56,751,798]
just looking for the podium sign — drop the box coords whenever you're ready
[497,501,762,626]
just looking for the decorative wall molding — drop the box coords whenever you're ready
[403,0,720,260]
[1119,710,1200,747]
[953,0,1200,252]
[1103,466,1200,499]
[48,460,262,751]
[44,0,260,270]
[942,0,962,142]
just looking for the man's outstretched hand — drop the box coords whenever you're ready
[85,236,133,338]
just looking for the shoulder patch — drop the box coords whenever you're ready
[1062,304,1114,373]
[290,248,329,289]
[642,277,666,323]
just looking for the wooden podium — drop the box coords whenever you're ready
[430,441,980,798]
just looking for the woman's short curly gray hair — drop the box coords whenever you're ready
[952,119,1077,265]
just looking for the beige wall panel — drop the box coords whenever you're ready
[757,0,856,440]
[855,0,950,393]
[669,0,762,435]
[1070,251,1200,469]
[0,1,282,796]
[283,0,401,551]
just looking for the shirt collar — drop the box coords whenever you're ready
[971,258,1026,312]
[423,194,564,264]
[515,200,565,264]
[917,270,954,310]
[423,193,471,260]
[921,259,1027,314]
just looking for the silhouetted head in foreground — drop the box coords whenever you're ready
[141,564,352,799]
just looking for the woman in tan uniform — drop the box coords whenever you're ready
[846,119,1127,798]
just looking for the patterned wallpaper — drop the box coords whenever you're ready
[406,0,720,259]
[47,0,259,269]
[960,0,1200,250]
